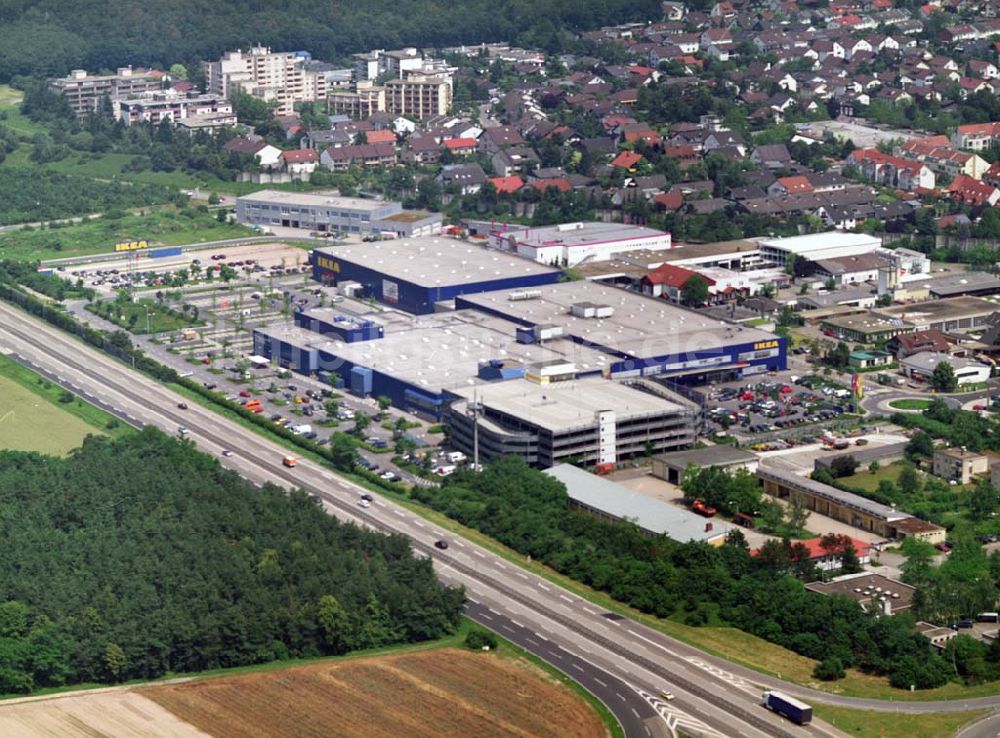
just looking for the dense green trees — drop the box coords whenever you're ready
[413,457,956,689]
[0,429,463,693]
[0,0,661,83]
[0,169,176,226]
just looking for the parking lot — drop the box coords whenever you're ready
[704,374,856,448]
[59,242,314,294]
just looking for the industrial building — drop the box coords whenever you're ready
[447,378,699,468]
[489,222,673,266]
[253,307,618,416]
[758,466,943,540]
[235,190,441,237]
[651,446,759,484]
[310,238,561,314]
[456,281,788,384]
[900,352,991,386]
[877,296,999,334]
[758,232,882,267]
[544,464,729,544]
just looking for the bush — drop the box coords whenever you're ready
[813,657,846,681]
[465,629,498,651]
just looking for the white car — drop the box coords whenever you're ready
[380,471,398,482]
[358,499,371,508]
[222,449,234,457]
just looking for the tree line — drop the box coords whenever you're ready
[0,0,661,83]
[0,429,464,694]
[411,457,990,690]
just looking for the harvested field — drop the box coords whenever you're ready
[0,689,209,738]
[145,648,609,738]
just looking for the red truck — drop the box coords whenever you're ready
[692,500,717,518]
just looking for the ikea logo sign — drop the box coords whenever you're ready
[754,340,780,350]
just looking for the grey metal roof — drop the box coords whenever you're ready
[758,466,910,522]
[544,464,729,543]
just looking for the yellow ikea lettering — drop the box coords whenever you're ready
[753,340,779,350]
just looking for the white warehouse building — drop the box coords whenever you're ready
[759,232,881,267]
[490,222,673,267]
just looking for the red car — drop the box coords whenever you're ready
[239,390,252,398]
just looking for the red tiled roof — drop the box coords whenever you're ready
[777,175,812,194]
[443,137,478,150]
[527,177,572,193]
[365,129,397,145]
[654,191,684,211]
[281,148,318,163]
[488,176,524,194]
[612,150,644,169]
[643,262,707,288]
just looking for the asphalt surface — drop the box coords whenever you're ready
[2,301,997,736]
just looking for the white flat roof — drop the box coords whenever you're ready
[504,221,671,249]
[238,189,395,212]
[760,232,880,255]
[314,237,558,287]
[544,464,728,543]
[458,281,777,358]
[259,310,615,393]
[450,377,685,433]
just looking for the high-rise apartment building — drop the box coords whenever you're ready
[205,46,326,116]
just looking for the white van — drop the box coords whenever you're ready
[445,451,467,464]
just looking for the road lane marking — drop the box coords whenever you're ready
[631,708,640,718]
[571,663,584,673]
[537,582,550,591]
[510,619,523,628]
[559,594,573,603]
[473,550,486,558]
[594,677,607,687]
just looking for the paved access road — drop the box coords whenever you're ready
[1,301,995,736]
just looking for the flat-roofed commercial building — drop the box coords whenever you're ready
[235,190,405,236]
[544,464,729,544]
[651,446,759,484]
[447,377,699,468]
[877,296,999,334]
[50,67,163,119]
[456,281,787,384]
[310,237,560,314]
[758,232,881,267]
[805,572,916,615]
[252,308,615,417]
[490,222,673,266]
[901,352,991,386]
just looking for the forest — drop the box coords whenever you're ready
[0,0,661,82]
[0,429,464,693]
[412,457,1000,690]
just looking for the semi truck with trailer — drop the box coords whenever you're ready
[761,691,812,725]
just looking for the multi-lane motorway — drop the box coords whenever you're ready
[2,300,997,737]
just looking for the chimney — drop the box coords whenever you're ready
[705,522,713,532]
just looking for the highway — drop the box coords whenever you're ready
[1,301,996,737]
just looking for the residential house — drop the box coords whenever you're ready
[750,143,793,170]
[320,142,397,171]
[948,175,1000,207]
[223,136,282,169]
[933,447,990,485]
[437,163,487,195]
[280,148,319,177]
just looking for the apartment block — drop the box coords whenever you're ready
[118,91,235,128]
[386,74,453,119]
[49,67,163,120]
[205,46,326,116]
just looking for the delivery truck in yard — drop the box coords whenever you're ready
[761,691,812,725]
